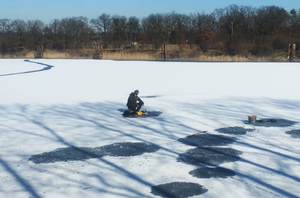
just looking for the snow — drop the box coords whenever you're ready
[0,59,300,198]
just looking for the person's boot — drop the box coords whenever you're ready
[129,109,137,116]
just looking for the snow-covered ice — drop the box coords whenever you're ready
[0,59,299,198]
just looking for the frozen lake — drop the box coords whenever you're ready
[0,59,300,198]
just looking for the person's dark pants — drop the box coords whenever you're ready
[136,103,142,111]
[128,103,143,112]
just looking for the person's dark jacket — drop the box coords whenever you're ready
[126,92,144,110]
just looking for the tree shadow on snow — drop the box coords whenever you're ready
[0,97,300,197]
[0,60,54,77]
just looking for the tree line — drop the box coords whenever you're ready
[0,4,300,55]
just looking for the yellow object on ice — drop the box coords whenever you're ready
[136,111,143,116]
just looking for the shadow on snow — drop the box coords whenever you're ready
[0,97,300,197]
[0,60,54,77]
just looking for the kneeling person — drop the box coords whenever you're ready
[126,90,144,115]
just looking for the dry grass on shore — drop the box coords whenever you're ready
[0,47,293,62]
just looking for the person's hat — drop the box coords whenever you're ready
[134,90,139,95]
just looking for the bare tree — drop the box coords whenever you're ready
[213,5,247,39]
[287,9,300,39]
[239,6,256,44]
[58,16,90,49]
[90,14,111,47]
[189,12,216,50]
[127,16,140,44]
[110,15,127,49]
[10,19,28,50]
[0,19,11,53]
[0,4,299,56]
[163,12,189,44]
[27,20,45,49]
[254,6,289,37]
[0,19,11,33]
[45,19,63,49]
[141,14,166,50]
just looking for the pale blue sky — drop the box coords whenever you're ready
[1,0,300,23]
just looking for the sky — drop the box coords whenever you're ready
[1,0,300,23]
[0,59,300,198]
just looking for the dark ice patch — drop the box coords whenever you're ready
[285,129,300,138]
[100,142,160,157]
[178,134,237,147]
[216,126,254,135]
[29,142,160,164]
[177,147,242,166]
[151,182,207,198]
[189,167,236,178]
[254,119,296,127]
[141,95,162,98]
[29,147,104,164]
[123,110,162,118]
[142,111,162,117]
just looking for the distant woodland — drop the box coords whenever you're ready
[1,4,300,56]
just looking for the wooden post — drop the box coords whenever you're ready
[288,43,292,62]
[288,43,296,62]
[162,43,168,61]
[93,43,103,59]
[35,45,43,58]
[292,43,296,61]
